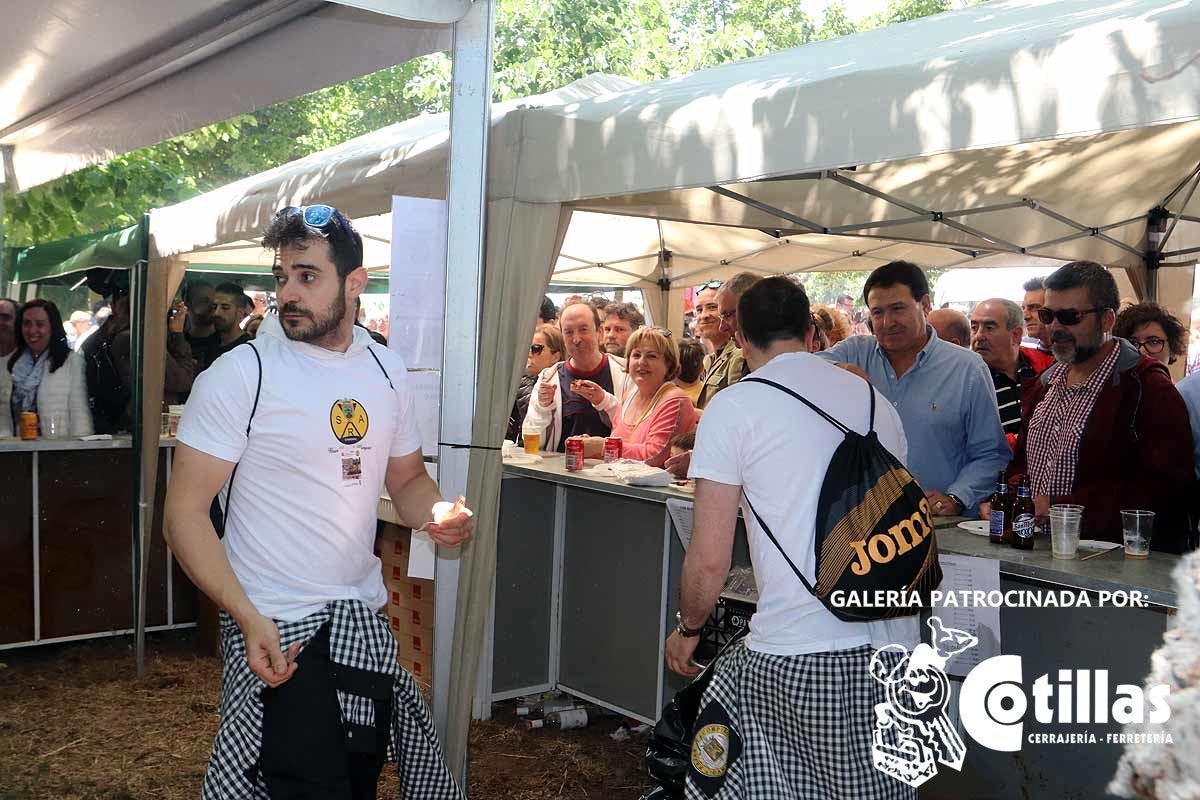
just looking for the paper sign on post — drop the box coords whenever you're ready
[666,499,694,550]
[933,554,1002,678]
[389,196,447,370]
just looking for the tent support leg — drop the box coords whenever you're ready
[437,0,493,786]
[132,214,151,677]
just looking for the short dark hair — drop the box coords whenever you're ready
[9,298,69,374]
[1112,302,1188,361]
[262,205,363,279]
[587,295,611,315]
[669,431,695,451]
[183,280,213,305]
[1022,277,1045,293]
[602,301,645,330]
[539,296,558,323]
[737,275,812,350]
[677,338,705,383]
[862,261,930,305]
[0,298,18,317]
[719,272,759,301]
[238,294,255,312]
[1043,261,1119,312]
[214,282,247,302]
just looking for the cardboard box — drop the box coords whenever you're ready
[388,604,433,630]
[375,523,411,569]
[394,629,433,662]
[385,576,435,616]
[400,654,432,698]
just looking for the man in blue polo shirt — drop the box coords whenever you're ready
[816,261,1011,516]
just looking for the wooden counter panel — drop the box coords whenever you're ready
[0,453,35,644]
[38,450,135,639]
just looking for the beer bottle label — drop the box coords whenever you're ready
[1014,513,1035,539]
[988,510,1005,538]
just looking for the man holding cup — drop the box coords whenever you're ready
[165,204,472,798]
[1008,261,1194,553]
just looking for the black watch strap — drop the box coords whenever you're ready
[676,611,703,638]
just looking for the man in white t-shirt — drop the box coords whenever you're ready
[165,204,472,799]
[670,276,918,800]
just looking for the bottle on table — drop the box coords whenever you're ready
[1011,480,1036,550]
[988,471,1012,545]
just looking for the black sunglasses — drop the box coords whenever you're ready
[529,343,546,355]
[1036,307,1101,326]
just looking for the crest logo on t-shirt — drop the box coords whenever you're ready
[330,398,369,444]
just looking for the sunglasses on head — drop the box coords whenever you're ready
[276,204,347,235]
[1036,307,1101,326]
[650,326,673,337]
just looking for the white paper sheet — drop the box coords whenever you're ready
[666,498,694,549]
[933,554,1002,678]
[405,370,442,457]
[389,196,447,370]
[407,529,437,580]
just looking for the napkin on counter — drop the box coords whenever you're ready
[79,434,113,441]
[609,461,673,487]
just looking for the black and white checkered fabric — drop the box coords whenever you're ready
[685,644,915,800]
[202,600,462,799]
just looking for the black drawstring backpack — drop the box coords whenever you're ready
[737,377,942,622]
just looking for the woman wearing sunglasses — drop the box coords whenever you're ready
[1111,302,1188,368]
[507,325,564,442]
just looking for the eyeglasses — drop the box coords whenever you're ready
[1129,336,1167,355]
[529,343,546,355]
[699,280,723,290]
[650,326,673,337]
[1036,307,1101,326]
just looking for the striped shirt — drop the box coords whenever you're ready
[988,352,1039,434]
[1026,341,1121,498]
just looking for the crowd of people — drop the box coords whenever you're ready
[0,276,394,439]
[515,260,1200,554]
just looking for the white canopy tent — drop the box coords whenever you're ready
[0,0,493,780]
[147,3,1200,771]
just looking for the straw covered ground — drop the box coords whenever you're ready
[0,632,649,799]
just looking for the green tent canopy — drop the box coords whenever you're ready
[8,224,145,285]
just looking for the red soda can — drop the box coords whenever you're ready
[565,436,585,471]
[603,437,623,463]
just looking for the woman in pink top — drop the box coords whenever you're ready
[580,327,697,468]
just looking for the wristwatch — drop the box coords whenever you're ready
[675,611,703,638]
[946,494,965,514]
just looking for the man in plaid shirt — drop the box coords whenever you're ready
[1009,261,1194,551]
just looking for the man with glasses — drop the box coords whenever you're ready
[166,204,471,798]
[1008,261,1194,551]
[697,275,754,409]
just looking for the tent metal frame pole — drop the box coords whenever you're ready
[437,0,492,783]
[1161,161,1200,208]
[1157,169,1200,255]
[132,214,151,677]
[555,252,657,269]
[707,185,826,233]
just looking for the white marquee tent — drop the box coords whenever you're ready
[146,1,1200,766]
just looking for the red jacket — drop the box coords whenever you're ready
[1008,339,1195,552]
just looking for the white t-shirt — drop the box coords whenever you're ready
[690,351,920,655]
[177,315,422,621]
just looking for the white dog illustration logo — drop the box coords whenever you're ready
[868,617,978,788]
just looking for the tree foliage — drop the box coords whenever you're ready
[3,0,961,248]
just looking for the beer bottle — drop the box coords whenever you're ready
[988,472,1011,544]
[1011,480,1036,550]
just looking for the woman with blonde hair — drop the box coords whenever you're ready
[580,327,697,467]
[811,304,851,347]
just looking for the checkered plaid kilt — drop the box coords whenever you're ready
[685,643,914,800]
[202,600,462,799]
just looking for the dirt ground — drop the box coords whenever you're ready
[0,632,651,799]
